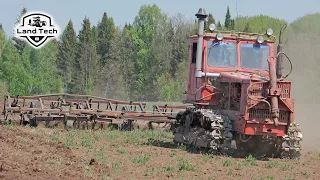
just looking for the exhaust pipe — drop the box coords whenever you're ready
[195,8,208,78]
[276,24,287,79]
[268,24,287,126]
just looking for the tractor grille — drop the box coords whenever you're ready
[249,109,290,121]
[249,82,291,99]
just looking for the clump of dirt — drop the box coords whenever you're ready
[0,125,98,180]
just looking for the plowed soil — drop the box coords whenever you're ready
[0,116,319,180]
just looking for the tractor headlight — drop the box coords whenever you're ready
[217,33,223,41]
[209,24,216,31]
[266,28,273,36]
[257,35,264,43]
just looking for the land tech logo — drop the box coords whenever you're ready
[14,11,60,49]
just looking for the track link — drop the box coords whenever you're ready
[173,108,234,154]
[280,122,303,159]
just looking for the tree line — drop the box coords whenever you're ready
[0,4,316,102]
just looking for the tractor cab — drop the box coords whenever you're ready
[185,22,277,105]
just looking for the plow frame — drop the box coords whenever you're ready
[1,93,192,130]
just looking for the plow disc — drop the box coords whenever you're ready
[1,93,191,131]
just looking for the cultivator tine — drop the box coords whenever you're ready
[1,93,192,131]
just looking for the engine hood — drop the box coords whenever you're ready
[219,71,270,83]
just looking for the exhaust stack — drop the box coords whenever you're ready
[276,24,287,79]
[195,8,208,78]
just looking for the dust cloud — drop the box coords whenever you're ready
[283,18,320,151]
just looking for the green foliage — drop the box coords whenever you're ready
[230,19,235,30]
[205,13,216,30]
[243,22,251,32]
[126,4,171,100]
[97,12,115,66]
[0,40,32,95]
[289,13,320,34]
[29,41,63,94]
[234,15,287,37]
[95,26,128,99]
[0,27,6,56]
[12,7,28,53]
[57,20,77,92]
[224,6,231,29]
[156,72,180,102]
[70,17,98,94]
[217,21,222,29]
[0,4,316,103]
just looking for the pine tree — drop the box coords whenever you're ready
[0,25,6,56]
[57,19,77,92]
[12,8,28,53]
[224,6,231,30]
[97,27,126,99]
[217,21,222,30]
[121,23,135,100]
[230,19,235,30]
[97,12,115,66]
[70,17,98,94]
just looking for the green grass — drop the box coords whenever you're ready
[279,163,294,171]
[303,171,310,179]
[117,148,127,154]
[51,128,173,150]
[178,159,195,171]
[223,158,232,167]
[169,149,177,157]
[265,161,279,168]
[131,154,149,164]
[112,161,121,170]
[244,154,258,166]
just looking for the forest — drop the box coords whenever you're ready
[0,4,319,103]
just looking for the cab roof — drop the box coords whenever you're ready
[190,31,276,43]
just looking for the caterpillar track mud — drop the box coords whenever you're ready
[1,8,303,160]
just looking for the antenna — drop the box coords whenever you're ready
[236,0,239,31]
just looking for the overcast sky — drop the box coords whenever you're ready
[0,0,319,37]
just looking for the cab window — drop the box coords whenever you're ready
[207,41,237,68]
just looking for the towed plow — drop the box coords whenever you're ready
[1,93,190,131]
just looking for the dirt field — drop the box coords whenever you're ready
[0,121,319,180]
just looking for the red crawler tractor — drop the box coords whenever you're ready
[173,8,302,159]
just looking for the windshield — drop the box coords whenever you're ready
[207,41,237,68]
[241,43,270,70]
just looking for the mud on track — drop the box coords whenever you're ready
[0,124,319,180]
